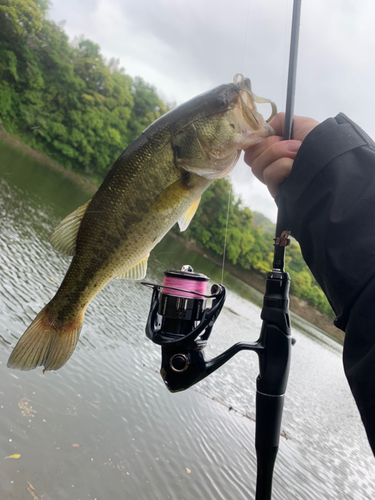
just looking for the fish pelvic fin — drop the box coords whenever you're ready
[178,196,201,231]
[115,253,150,280]
[7,305,83,371]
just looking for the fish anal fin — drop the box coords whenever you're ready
[7,304,83,371]
[115,253,149,280]
[178,196,201,231]
[50,199,91,256]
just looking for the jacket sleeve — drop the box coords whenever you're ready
[279,113,375,453]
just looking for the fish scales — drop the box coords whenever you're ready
[8,76,276,371]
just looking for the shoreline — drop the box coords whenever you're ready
[168,237,343,344]
[0,128,97,194]
[0,128,343,343]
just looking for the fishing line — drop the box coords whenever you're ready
[221,182,232,285]
[240,0,252,74]
[162,273,208,298]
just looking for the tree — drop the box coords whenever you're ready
[0,0,168,181]
[175,178,333,316]
[0,0,332,317]
[127,76,169,142]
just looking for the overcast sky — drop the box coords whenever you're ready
[48,0,375,222]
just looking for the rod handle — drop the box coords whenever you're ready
[255,393,285,499]
[255,444,278,500]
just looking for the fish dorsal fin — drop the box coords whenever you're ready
[50,200,91,256]
[178,196,201,232]
[115,254,149,280]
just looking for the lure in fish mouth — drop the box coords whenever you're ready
[234,73,277,128]
[172,74,276,180]
[7,75,277,372]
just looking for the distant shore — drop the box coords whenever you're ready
[0,128,97,195]
[168,233,343,343]
[0,128,343,344]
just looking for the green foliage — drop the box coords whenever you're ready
[175,178,333,317]
[252,211,276,234]
[286,244,333,316]
[0,0,43,37]
[127,76,168,141]
[0,0,168,181]
[0,0,332,317]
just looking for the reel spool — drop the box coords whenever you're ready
[142,264,290,394]
[158,266,209,339]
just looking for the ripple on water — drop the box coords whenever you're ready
[0,149,375,499]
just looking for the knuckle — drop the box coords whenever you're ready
[263,158,293,187]
[262,166,274,185]
[250,160,266,183]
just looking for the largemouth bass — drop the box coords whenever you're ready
[8,74,276,371]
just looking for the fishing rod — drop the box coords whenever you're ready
[142,1,301,498]
[254,1,302,497]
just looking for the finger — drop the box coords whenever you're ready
[263,158,294,198]
[249,140,301,184]
[268,112,286,137]
[244,135,283,166]
[269,112,320,142]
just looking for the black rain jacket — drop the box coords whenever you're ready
[279,113,375,454]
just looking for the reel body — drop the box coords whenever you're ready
[143,267,232,392]
[143,266,291,396]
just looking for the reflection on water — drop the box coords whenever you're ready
[0,140,374,499]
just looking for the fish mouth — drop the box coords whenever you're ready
[231,74,277,147]
[234,74,277,124]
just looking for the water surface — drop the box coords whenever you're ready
[0,141,374,499]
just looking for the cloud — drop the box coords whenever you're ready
[49,0,290,103]
[48,0,375,219]
[230,157,278,222]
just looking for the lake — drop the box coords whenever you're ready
[0,140,374,499]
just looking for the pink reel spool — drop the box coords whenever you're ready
[162,267,208,299]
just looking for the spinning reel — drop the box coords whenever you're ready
[142,265,229,392]
[142,264,291,393]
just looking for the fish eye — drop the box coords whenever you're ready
[216,97,226,109]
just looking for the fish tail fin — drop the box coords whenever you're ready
[7,305,84,371]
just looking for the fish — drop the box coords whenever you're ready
[7,74,276,371]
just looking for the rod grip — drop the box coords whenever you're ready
[255,393,285,499]
[256,392,285,448]
[255,444,278,500]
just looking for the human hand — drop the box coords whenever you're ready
[244,112,319,197]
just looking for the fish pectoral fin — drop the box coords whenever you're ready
[115,253,149,280]
[50,199,91,256]
[178,196,201,232]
